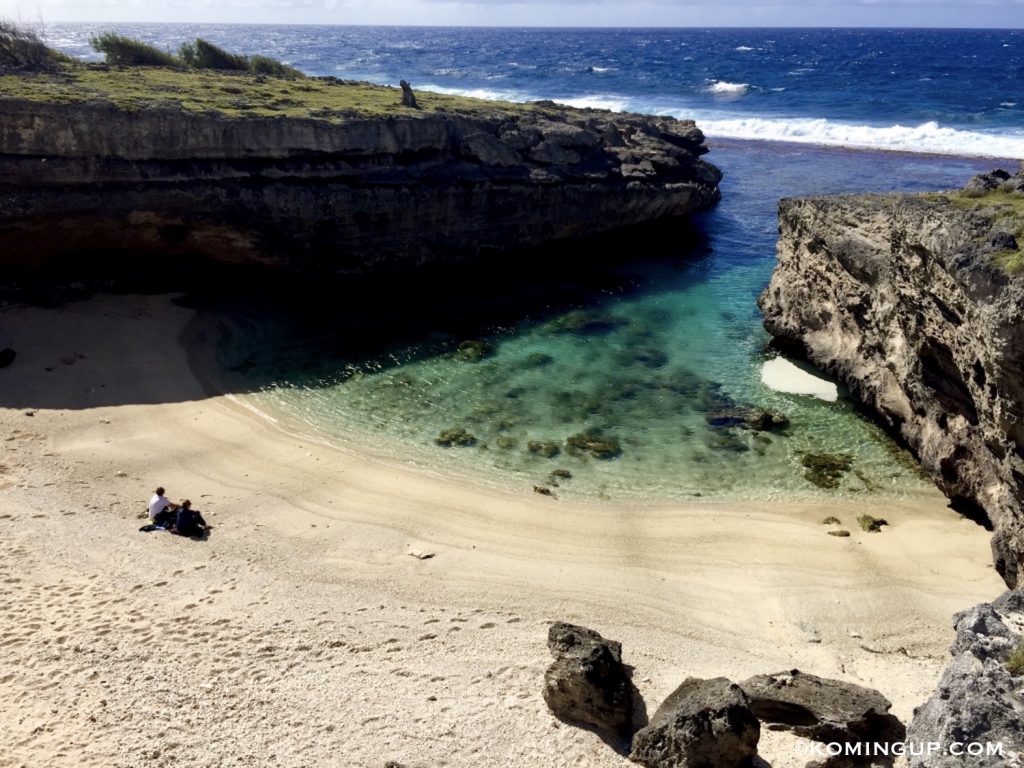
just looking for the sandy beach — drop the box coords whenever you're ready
[0,293,1004,768]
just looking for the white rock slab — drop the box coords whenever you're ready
[761,357,839,402]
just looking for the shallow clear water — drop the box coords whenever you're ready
[215,141,1005,502]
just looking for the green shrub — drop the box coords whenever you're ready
[90,32,179,67]
[1008,638,1024,675]
[177,38,303,78]
[180,38,248,70]
[0,19,70,69]
[249,54,303,78]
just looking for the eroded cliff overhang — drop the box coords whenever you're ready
[0,93,721,273]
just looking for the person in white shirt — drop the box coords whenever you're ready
[148,486,177,526]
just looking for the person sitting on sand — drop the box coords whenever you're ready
[171,499,210,538]
[148,486,178,528]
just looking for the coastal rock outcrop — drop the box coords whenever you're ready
[906,590,1024,767]
[542,622,635,741]
[628,677,759,768]
[0,91,720,275]
[740,670,905,747]
[759,167,1024,586]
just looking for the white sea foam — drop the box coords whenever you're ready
[588,66,612,73]
[555,95,631,111]
[414,83,1024,159]
[685,115,1024,159]
[417,83,527,103]
[735,46,755,52]
[708,81,750,95]
[1002,102,1018,108]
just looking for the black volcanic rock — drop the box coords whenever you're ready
[629,677,759,768]
[740,669,904,747]
[542,622,634,741]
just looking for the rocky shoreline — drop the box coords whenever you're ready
[759,166,1024,589]
[0,90,720,275]
[759,166,1024,767]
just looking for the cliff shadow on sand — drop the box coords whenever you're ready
[0,216,714,412]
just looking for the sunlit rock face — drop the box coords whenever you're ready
[759,171,1024,587]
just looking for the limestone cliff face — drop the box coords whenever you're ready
[0,97,721,273]
[759,169,1024,587]
[907,590,1024,767]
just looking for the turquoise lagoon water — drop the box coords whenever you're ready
[217,142,1007,503]
[45,25,1022,502]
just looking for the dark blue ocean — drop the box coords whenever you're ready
[42,25,1024,500]
[47,25,1024,156]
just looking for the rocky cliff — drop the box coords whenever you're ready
[759,167,1024,587]
[906,589,1024,767]
[0,88,720,275]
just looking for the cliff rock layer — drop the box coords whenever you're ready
[759,168,1024,587]
[906,589,1024,767]
[0,95,721,274]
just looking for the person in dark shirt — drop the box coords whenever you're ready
[172,499,210,538]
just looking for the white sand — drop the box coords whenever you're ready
[0,295,1003,768]
[761,356,840,402]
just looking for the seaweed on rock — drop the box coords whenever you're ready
[566,428,622,460]
[435,427,477,447]
[800,453,853,489]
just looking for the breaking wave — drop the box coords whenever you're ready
[415,84,1024,159]
[707,80,750,95]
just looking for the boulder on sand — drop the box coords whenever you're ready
[542,622,634,741]
[629,677,759,768]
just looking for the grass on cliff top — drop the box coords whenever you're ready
[0,63,532,121]
[925,188,1024,275]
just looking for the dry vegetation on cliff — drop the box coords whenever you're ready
[0,60,528,121]
[925,182,1024,274]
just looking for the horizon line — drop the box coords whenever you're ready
[23,20,1024,31]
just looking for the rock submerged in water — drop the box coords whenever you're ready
[629,677,760,768]
[434,427,476,447]
[706,405,789,432]
[542,622,635,742]
[801,453,853,489]
[740,669,905,748]
[566,428,622,460]
[455,339,493,362]
[524,352,554,368]
[528,439,562,458]
[546,309,628,336]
